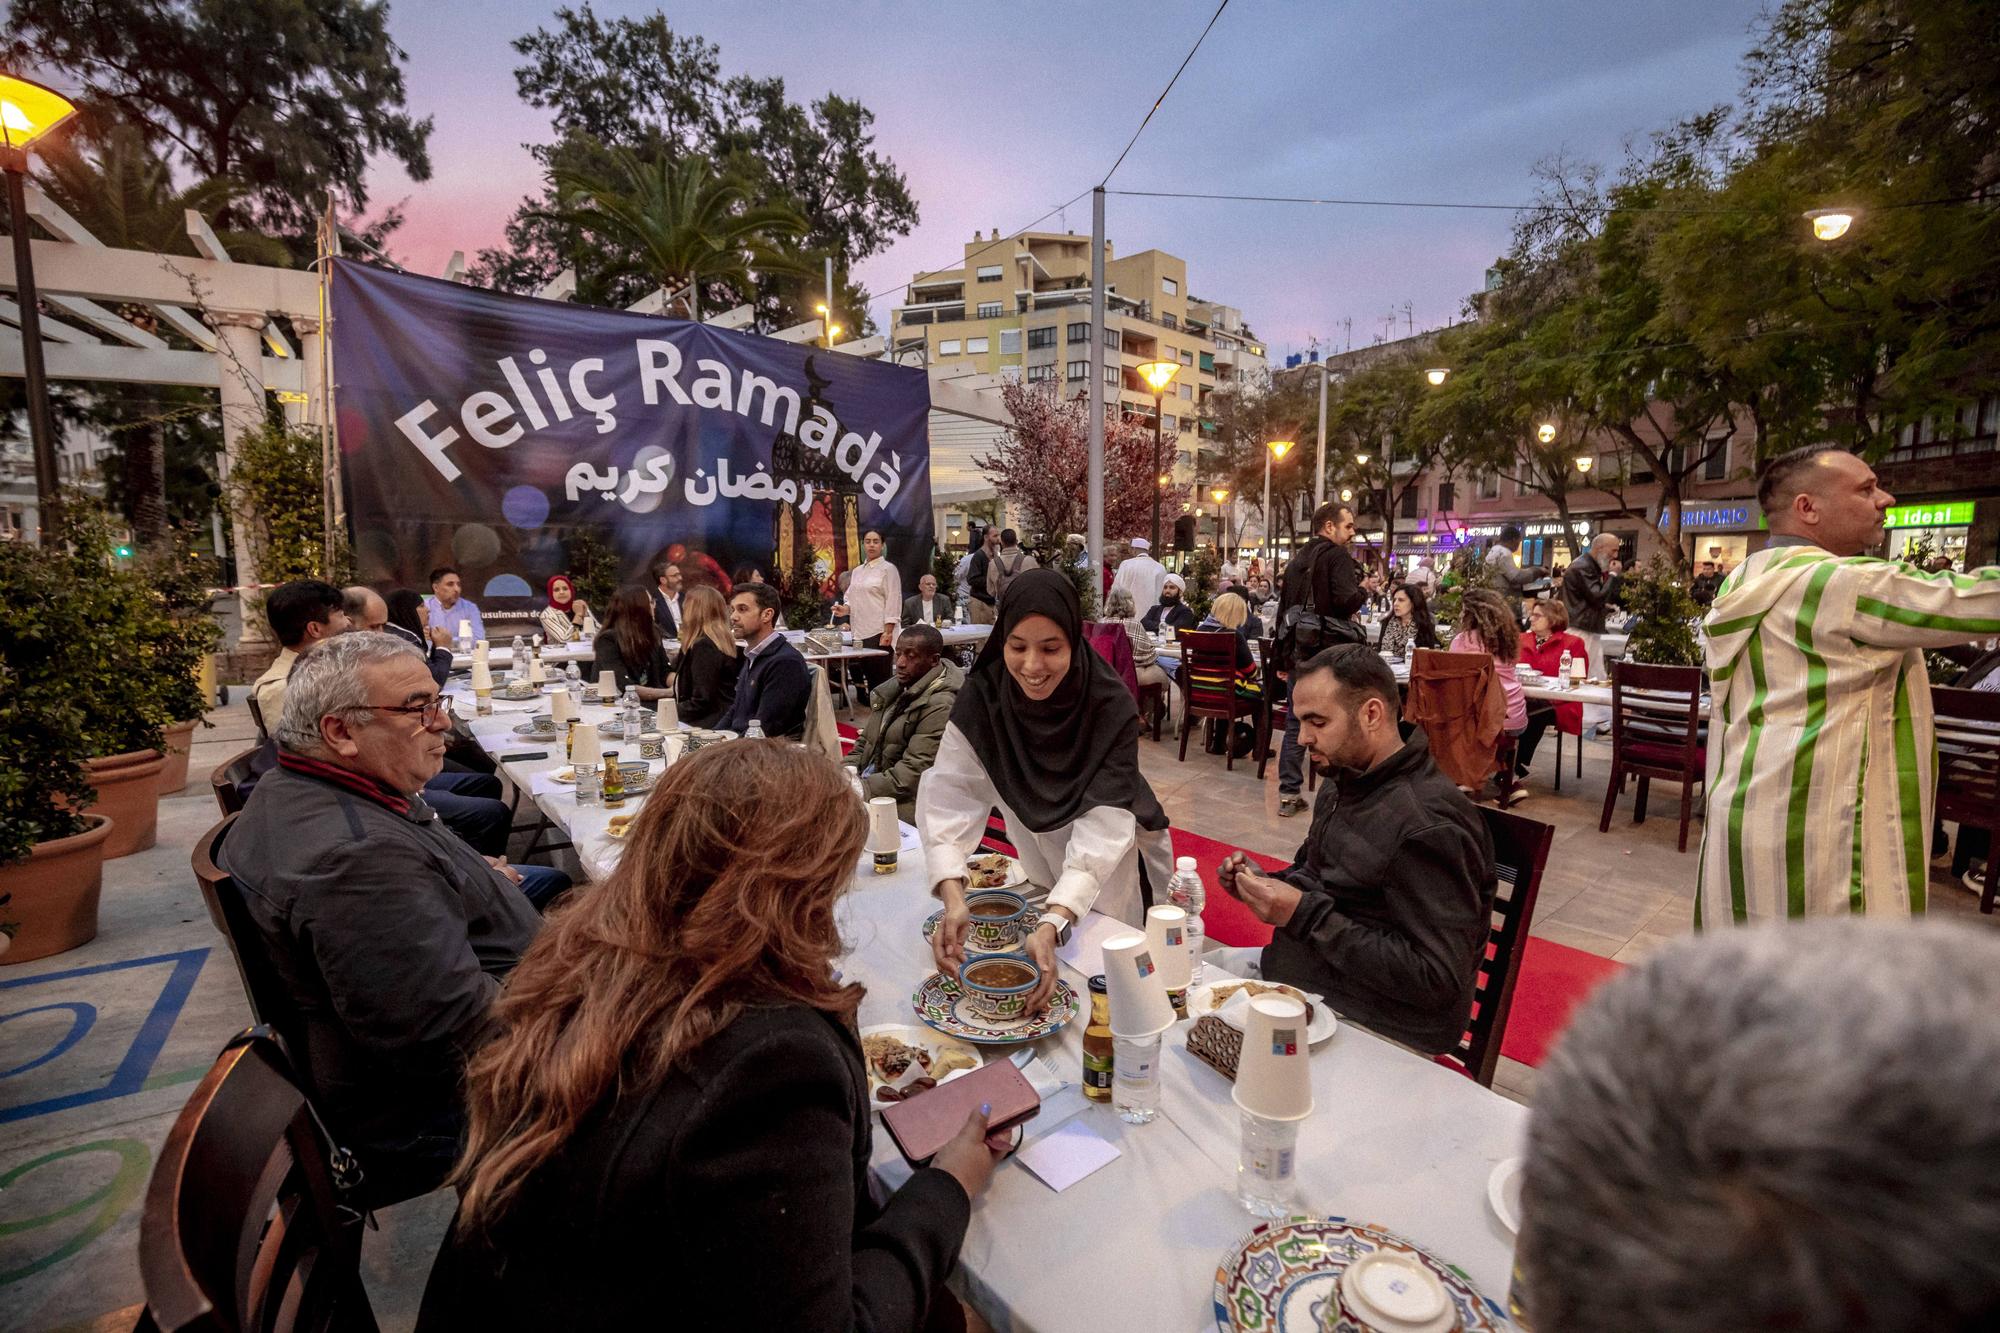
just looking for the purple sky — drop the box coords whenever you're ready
[366,0,1759,357]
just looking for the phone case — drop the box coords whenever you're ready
[880,1057,1040,1166]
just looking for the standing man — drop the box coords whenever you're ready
[1561,532,1625,677]
[1689,560,1724,607]
[966,526,1001,625]
[423,567,484,646]
[1110,536,1167,620]
[985,528,1039,604]
[1485,525,1548,622]
[650,558,684,639]
[1700,445,2000,926]
[1272,502,1365,817]
[717,583,811,739]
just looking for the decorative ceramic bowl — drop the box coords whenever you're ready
[958,953,1041,1023]
[964,888,1030,951]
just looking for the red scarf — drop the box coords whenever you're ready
[276,748,413,816]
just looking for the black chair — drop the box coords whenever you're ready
[209,746,263,816]
[1438,807,1553,1088]
[1933,686,2000,914]
[245,693,269,744]
[137,1027,378,1333]
[1598,662,1707,852]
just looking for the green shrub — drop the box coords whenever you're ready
[0,543,95,864]
[1620,555,1704,668]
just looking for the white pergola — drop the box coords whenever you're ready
[0,197,1015,646]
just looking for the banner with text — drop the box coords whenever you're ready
[330,260,933,606]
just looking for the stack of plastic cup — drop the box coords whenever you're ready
[1233,994,1313,1216]
[865,796,900,875]
[550,689,577,725]
[597,670,618,702]
[1101,932,1175,1124]
[1145,905,1193,1014]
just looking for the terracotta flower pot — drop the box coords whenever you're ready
[0,814,112,964]
[85,749,168,858]
[158,719,200,794]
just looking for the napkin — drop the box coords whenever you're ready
[1017,1120,1121,1193]
[1211,982,1325,1032]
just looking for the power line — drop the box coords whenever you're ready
[1100,0,1232,187]
[1107,187,1993,216]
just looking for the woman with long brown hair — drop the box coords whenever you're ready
[672,582,740,727]
[591,582,672,700]
[418,743,997,1330]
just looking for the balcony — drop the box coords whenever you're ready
[894,305,966,327]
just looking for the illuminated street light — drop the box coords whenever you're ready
[1211,487,1229,504]
[1263,440,1295,571]
[1425,367,1449,386]
[1137,360,1183,548]
[1575,454,1595,475]
[1339,487,1353,503]
[1804,207,1855,242]
[1355,453,1369,466]
[1537,422,1558,444]
[1,74,79,545]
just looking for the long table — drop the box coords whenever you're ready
[448,684,1528,1330]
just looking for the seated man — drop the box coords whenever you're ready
[221,632,544,1202]
[1141,573,1200,634]
[845,624,961,823]
[251,580,350,724]
[1517,920,2000,1332]
[718,582,810,739]
[1218,644,1495,1053]
[902,572,951,626]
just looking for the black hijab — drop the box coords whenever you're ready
[951,568,1168,834]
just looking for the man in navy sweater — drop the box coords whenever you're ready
[718,582,811,738]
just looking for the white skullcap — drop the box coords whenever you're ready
[1129,537,1151,551]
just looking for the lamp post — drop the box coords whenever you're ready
[1,74,78,545]
[1137,359,1181,548]
[1263,439,1294,574]
[1211,486,1230,559]
[1804,207,1855,242]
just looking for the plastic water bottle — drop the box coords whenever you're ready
[1558,648,1573,691]
[955,591,968,625]
[744,718,766,740]
[621,686,643,740]
[1167,856,1207,987]
[564,660,580,690]
[508,635,527,684]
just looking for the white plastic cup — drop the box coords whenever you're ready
[1101,932,1176,1038]
[655,696,679,730]
[1145,905,1193,991]
[550,689,577,724]
[468,659,493,692]
[569,722,601,766]
[1112,1033,1163,1124]
[1236,1110,1301,1217]
[526,656,546,684]
[1233,995,1313,1122]
[866,796,899,874]
[597,670,618,700]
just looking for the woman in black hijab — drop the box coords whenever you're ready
[918,569,1175,1012]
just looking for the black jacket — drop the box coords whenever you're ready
[1259,730,1496,1054]
[1142,600,1199,634]
[1561,552,1622,634]
[416,1005,971,1332]
[1273,536,1364,666]
[386,620,452,687]
[675,636,742,728]
[717,633,811,738]
[591,628,673,693]
[967,547,996,606]
[650,587,680,640]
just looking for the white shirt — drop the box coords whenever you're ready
[1110,553,1168,619]
[846,557,902,644]
[917,722,1173,927]
[911,596,948,624]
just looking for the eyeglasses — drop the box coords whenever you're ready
[353,696,450,725]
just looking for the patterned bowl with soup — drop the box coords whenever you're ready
[964,889,1030,951]
[959,953,1042,1023]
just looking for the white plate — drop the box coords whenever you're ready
[1185,980,1339,1045]
[1487,1157,1524,1234]
[857,1023,986,1114]
[963,852,1027,892]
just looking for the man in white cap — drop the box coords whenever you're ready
[1110,536,1167,620]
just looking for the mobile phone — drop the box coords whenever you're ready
[500,750,549,761]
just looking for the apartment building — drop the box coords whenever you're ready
[890,230,1266,484]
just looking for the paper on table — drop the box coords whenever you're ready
[1055,911,1132,983]
[1016,1119,1121,1193]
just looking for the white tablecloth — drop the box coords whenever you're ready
[449,641,595,670]
[451,685,1528,1330]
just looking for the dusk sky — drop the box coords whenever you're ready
[367,0,1764,357]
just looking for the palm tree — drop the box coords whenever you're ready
[32,123,289,546]
[533,148,812,319]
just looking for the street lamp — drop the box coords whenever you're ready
[1211,486,1230,556]
[1263,439,1294,573]
[1425,367,1450,386]
[1537,422,1558,444]
[1136,359,1182,549]
[1,74,78,544]
[1340,487,1353,503]
[1804,207,1854,242]
[1575,454,1595,475]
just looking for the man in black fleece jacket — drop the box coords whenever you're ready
[1220,644,1495,1053]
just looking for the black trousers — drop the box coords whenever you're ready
[857,633,894,691]
[1515,704,1559,772]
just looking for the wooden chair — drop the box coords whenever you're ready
[1932,686,2000,914]
[1598,662,1706,852]
[1177,630,1262,770]
[245,693,269,744]
[1438,807,1553,1087]
[137,1026,378,1333]
[209,745,264,816]
[1253,636,1314,792]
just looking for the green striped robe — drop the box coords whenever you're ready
[1698,544,2000,926]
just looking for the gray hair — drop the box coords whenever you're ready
[276,630,425,756]
[1105,587,1137,619]
[1519,920,2000,1332]
[1589,532,1620,557]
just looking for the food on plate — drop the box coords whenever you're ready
[860,1031,977,1101]
[1210,980,1316,1025]
[874,1076,937,1104]
[966,853,1016,888]
[606,814,634,840]
[931,1045,977,1077]
[861,1033,924,1081]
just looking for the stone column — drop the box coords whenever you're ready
[212,310,272,648]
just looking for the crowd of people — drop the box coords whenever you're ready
[199,444,2000,1331]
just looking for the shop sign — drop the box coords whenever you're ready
[1884,501,1973,529]
[1680,504,1756,531]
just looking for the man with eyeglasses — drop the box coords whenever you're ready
[221,631,545,1203]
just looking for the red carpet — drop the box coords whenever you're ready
[1497,937,1624,1068]
[1166,828,1288,948]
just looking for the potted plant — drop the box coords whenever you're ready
[1618,556,1705,669]
[0,549,114,963]
[137,530,222,793]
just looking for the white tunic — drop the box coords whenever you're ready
[846,557,903,645]
[1111,553,1168,619]
[917,722,1174,928]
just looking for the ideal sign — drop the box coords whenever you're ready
[1884,502,1974,529]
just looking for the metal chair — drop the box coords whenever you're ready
[1933,686,2000,913]
[1598,661,1707,852]
[1438,807,1553,1087]
[137,1026,378,1333]
[1176,630,1262,770]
